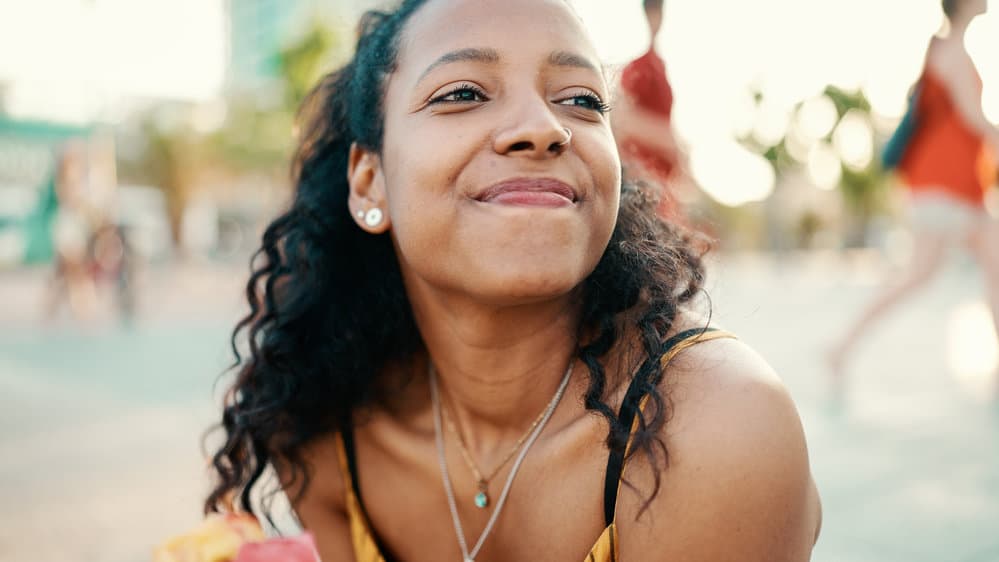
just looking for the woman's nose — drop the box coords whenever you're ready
[493,98,571,158]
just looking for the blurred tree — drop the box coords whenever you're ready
[278,24,340,107]
[117,21,344,252]
[203,23,342,174]
[738,85,892,250]
[823,85,891,248]
[737,88,805,255]
[141,119,194,250]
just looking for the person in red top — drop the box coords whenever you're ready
[612,0,689,219]
[829,0,999,391]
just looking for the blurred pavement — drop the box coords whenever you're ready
[1,252,997,562]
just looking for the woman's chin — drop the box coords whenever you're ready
[459,266,587,305]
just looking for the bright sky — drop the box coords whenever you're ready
[2,0,997,203]
[3,0,996,122]
[0,0,226,123]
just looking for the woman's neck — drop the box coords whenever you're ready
[942,16,971,42]
[409,288,583,446]
[648,32,661,54]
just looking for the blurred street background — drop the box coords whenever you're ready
[1,1,998,561]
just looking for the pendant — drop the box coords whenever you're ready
[474,480,489,508]
[474,491,489,508]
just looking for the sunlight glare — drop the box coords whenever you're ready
[795,95,838,142]
[832,109,875,171]
[689,139,775,206]
[806,142,842,190]
[947,300,999,396]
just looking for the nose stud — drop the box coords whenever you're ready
[552,127,572,151]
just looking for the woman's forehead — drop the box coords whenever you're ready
[394,0,601,79]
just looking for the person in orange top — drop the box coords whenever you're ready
[612,0,690,220]
[829,0,999,389]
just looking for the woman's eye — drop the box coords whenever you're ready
[430,85,488,104]
[559,93,611,114]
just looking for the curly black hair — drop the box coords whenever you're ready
[206,0,709,521]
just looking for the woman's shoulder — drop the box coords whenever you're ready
[617,330,821,560]
[280,432,359,559]
[666,333,804,447]
[667,328,786,398]
[662,330,805,460]
[288,396,432,513]
[926,35,973,76]
[281,432,351,521]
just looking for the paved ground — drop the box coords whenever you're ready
[1,252,997,562]
[710,252,999,562]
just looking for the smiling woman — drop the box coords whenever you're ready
[205,1,821,561]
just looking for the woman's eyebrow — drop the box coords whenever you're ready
[547,50,599,73]
[418,47,501,83]
[416,48,599,85]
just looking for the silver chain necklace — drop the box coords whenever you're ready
[429,361,574,562]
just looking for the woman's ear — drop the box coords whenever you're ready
[347,142,391,234]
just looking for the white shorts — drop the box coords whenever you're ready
[52,209,89,260]
[908,192,987,236]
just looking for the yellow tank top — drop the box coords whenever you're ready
[334,328,735,562]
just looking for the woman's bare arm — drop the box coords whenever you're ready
[619,337,821,561]
[928,41,999,153]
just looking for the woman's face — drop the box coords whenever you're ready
[368,0,621,305]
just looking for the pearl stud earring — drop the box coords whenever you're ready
[363,208,383,228]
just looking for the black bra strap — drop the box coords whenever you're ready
[342,423,362,503]
[341,423,399,562]
[602,327,715,526]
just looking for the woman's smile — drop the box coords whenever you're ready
[474,177,578,208]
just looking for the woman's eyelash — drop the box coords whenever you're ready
[562,92,611,114]
[429,83,488,104]
[428,86,610,114]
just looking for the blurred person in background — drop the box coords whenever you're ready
[611,0,692,222]
[202,0,821,560]
[828,0,999,390]
[45,140,99,321]
[86,134,137,324]
[43,137,134,325]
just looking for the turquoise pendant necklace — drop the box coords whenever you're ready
[431,361,575,561]
[474,481,489,509]
[439,381,556,509]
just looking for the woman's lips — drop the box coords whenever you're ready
[476,178,577,208]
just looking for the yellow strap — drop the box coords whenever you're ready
[333,432,386,562]
[659,329,736,371]
[614,329,737,519]
[625,329,736,458]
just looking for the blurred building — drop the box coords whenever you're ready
[0,119,91,267]
[228,0,300,90]
[227,0,340,92]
